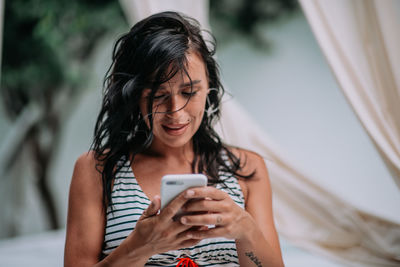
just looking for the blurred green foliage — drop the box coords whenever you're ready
[1,0,126,118]
[210,0,298,48]
[1,0,297,118]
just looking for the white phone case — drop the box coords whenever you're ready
[160,174,207,210]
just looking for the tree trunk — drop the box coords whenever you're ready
[29,113,61,229]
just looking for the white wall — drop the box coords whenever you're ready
[216,11,400,223]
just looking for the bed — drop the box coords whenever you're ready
[0,229,345,266]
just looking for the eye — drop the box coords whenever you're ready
[181,87,199,97]
[154,94,167,99]
[182,91,197,97]
[153,90,169,100]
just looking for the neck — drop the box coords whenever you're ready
[143,139,195,163]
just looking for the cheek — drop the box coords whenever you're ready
[192,101,206,121]
[149,113,162,131]
[139,99,149,117]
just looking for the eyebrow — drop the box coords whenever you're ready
[158,80,202,90]
[180,80,201,88]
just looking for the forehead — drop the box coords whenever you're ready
[185,52,206,76]
[163,52,207,86]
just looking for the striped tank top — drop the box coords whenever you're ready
[102,158,245,266]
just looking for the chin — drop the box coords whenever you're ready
[163,137,192,148]
[154,127,196,148]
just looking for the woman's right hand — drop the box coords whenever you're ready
[124,191,203,258]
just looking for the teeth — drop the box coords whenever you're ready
[165,124,186,129]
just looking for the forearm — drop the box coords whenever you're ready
[235,218,284,267]
[94,235,153,267]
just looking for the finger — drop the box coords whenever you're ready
[198,225,209,231]
[185,226,227,240]
[180,213,225,226]
[176,226,206,241]
[183,198,227,213]
[179,239,202,248]
[152,195,161,210]
[160,220,195,238]
[140,195,160,219]
[158,191,190,221]
[184,186,227,201]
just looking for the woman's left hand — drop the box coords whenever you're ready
[179,186,254,241]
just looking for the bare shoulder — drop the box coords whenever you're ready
[71,151,102,185]
[74,150,102,174]
[228,146,268,179]
[68,151,104,207]
[227,147,270,203]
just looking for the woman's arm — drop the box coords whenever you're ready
[179,149,284,267]
[64,152,151,267]
[235,149,283,267]
[64,152,107,266]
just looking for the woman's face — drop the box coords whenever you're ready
[140,52,209,150]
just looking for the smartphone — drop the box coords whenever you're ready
[160,174,207,210]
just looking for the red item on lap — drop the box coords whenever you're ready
[176,257,198,267]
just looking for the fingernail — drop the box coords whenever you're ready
[187,233,192,238]
[186,190,194,197]
[181,217,187,224]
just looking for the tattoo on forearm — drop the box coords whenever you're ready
[245,252,263,267]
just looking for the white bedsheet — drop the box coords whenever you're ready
[0,230,345,267]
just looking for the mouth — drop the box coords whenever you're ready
[162,123,189,136]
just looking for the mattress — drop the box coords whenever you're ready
[0,230,344,267]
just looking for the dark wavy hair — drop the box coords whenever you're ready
[91,11,254,210]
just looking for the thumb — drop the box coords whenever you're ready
[141,195,161,219]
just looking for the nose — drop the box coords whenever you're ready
[166,94,186,118]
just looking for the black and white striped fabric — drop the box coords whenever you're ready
[102,158,245,266]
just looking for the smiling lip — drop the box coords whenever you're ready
[162,123,189,136]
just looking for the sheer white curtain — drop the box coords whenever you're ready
[300,0,400,189]
[119,0,400,266]
[216,98,400,267]
[119,0,210,30]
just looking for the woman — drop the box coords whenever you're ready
[64,11,284,267]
